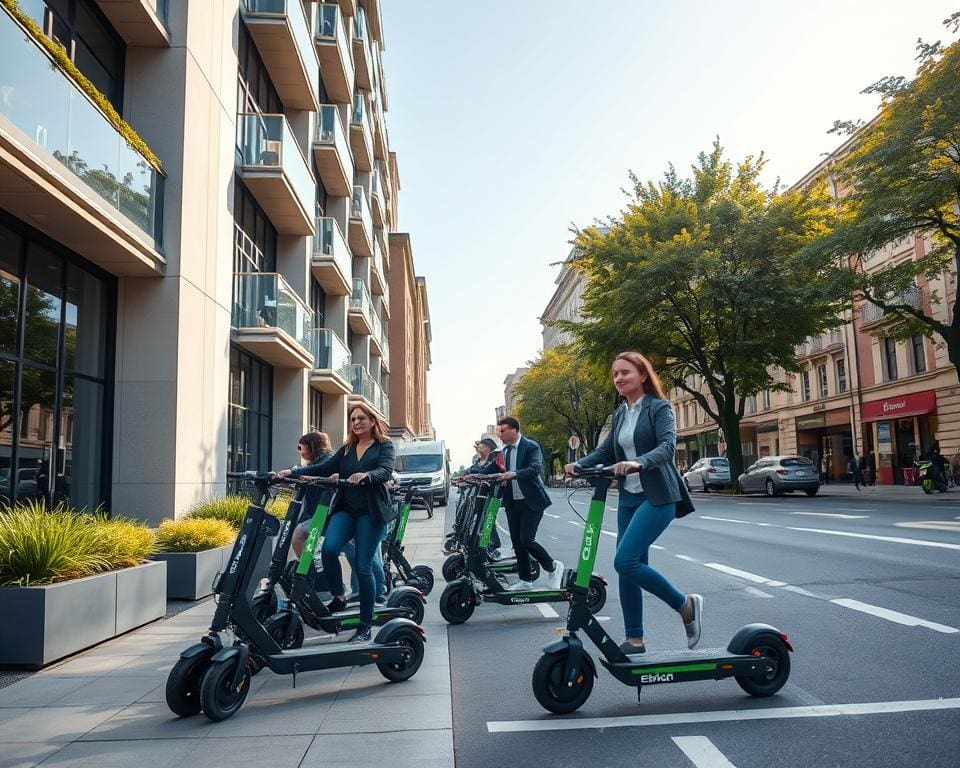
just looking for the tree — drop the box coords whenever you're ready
[813,19,960,379]
[513,345,615,476]
[564,143,843,481]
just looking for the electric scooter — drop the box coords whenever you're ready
[249,477,425,648]
[165,473,425,722]
[438,475,607,624]
[382,481,435,595]
[531,465,793,714]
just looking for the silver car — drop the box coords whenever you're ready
[682,457,731,492]
[737,456,820,497]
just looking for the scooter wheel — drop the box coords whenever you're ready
[263,612,304,650]
[442,536,458,555]
[199,656,252,722]
[532,651,594,714]
[411,564,435,596]
[586,576,607,614]
[735,636,791,697]
[386,589,426,624]
[439,584,475,624]
[165,654,210,717]
[377,626,425,682]
[251,590,278,624]
[441,553,465,581]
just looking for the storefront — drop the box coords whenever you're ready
[862,390,937,485]
[795,408,854,482]
[755,420,779,457]
[678,428,720,467]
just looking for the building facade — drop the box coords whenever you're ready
[499,367,527,420]
[0,0,429,521]
[539,232,606,351]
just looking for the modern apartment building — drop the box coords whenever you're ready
[0,0,430,522]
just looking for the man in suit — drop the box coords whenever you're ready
[496,417,563,591]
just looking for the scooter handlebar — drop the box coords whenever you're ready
[569,464,641,479]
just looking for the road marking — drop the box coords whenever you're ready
[568,520,584,528]
[781,585,828,599]
[486,698,960,733]
[496,524,510,538]
[787,526,960,551]
[703,563,786,587]
[672,736,738,768]
[651,545,665,550]
[895,521,960,532]
[790,512,869,519]
[835,508,875,513]
[544,512,561,519]
[596,616,611,622]
[674,554,698,562]
[744,586,775,599]
[601,530,617,537]
[701,516,753,524]
[830,599,959,634]
[756,522,773,527]
[536,603,559,619]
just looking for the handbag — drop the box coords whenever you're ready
[643,402,695,518]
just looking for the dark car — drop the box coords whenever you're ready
[737,456,819,497]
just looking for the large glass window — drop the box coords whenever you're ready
[911,335,926,374]
[883,338,899,381]
[836,358,847,394]
[801,370,811,402]
[227,346,272,486]
[0,216,114,510]
[308,388,323,432]
[816,364,828,398]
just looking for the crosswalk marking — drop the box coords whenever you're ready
[703,563,785,587]
[536,603,559,619]
[830,599,959,634]
[672,736,738,768]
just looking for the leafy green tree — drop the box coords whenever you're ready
[513,345,615,476]
[564,143,843,481]
[814,17,960,378]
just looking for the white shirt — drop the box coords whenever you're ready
[617,397,645,494]
[504,434,524,500]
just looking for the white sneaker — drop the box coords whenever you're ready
[683,594,703,649]
[548,560,564,589]
[506,580,535,591]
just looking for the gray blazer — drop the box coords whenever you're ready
[576,397,681,507]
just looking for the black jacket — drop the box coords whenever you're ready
[291,440,396,524]
[501,437,551,512]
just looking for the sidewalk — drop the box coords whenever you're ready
[0,509,453,768]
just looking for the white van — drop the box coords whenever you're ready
[394,439,450,506]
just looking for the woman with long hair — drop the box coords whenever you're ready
[277,403,394,642]
[566,351,702,655]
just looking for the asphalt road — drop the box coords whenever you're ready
[443,486,960,768]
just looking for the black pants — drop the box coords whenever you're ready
[504,498,554,581]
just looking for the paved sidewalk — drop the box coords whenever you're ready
[0,508,453,768]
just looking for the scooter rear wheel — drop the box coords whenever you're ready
[439,584,475,624]
[735,636,791,697]
[386,589,426,624]
[199,656,252,722]
[441,553,465,581]
[586,576,607,614]
[165,654,210,717]
[251,590,278,624]
[411,564,435,595]
[263,612,305,649]
[532,651,594,714]
[377,626,425,682]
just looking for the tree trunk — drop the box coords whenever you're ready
[719,405,745,490]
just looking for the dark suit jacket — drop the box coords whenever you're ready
[577,397,681,507]
[502,436,551,512]
[291,439,396,524]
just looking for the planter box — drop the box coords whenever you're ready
[0,561,167,669]
[153,545,232,600]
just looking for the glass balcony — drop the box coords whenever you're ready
[238,112,314,235]
[352,5,373,91]
[349,277,374,334]
[241,0,320,111]
[312,217,352,295]
[370,234,385,295]
[348,364,388,418]
[349,185,373,257]
[370,166,385,226]
[232,272,314,367]
[311,328,352,393]
[349,91,374,171]
[314,4,354,102]
[313,105,352,196]
[360,0,383,45]
[0,11,163,244]
[93,1,169,45]
[151,0,169,26]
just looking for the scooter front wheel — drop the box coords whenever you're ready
[377,626,425,682]
[386,588,426,624]
[441,553,465,581]
[199,656,252,722]
[532,651,594,714]
[735,636,791,697]
[263,611,304,649]
[586,576,607,614]
[439,584,475,624]
[165,654,210,717]
[251,590,278,624]
[411,564,435,595]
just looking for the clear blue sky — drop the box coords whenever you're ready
[379,0,956,468]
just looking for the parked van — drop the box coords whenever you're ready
[394,439,450,506]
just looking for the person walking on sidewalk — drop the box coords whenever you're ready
[849,453,865,490]
[495,416,564,591]
[565,351,702,656]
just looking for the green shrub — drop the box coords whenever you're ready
[265,490,292,520]
[186,495,251,529]
[155,518,236,553]
[95,515,156,568]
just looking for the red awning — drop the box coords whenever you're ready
[862,390,937,423]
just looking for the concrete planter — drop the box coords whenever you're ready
[153,545,232,600]
[0,560,167,669]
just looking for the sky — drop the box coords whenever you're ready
[379,0,957,469]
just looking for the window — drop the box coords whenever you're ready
[746,395,756,415]
[763,390,771,410]
[883,338,898,381]
[227,347,272,485]
[817,364,828,398]
[911,335,926,374]
[801,370,811,402]
[308,389,323,432]
[836,359,847,393]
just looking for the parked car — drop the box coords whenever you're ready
[737,456,820,497]
[682,457,731,491]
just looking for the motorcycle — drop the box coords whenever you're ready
[918,460,948,494]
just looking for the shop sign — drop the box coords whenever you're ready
[796,414,826,430]
[862,390,937,422]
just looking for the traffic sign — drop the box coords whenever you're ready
[568,435,581,450]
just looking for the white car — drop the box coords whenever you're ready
[682,457,731,492]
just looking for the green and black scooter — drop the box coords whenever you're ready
[438,475,607,624]
[531,465,793,714]
[165,473,425,722]
[382,481,435,595]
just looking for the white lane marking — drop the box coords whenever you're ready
[781,585,828,599]
[744,586,775,599]
[486,697,960,733]
[568,520,584,528]
[601,530,617,537]
[597,616,611,622]
[835,508,875,513]
[787,526,960,551]
[549,536,559,541]
[790,512,869,519]
[651,545,665,550]
[756,523,773,527]
[895,521,960,532]
[674,554,698,562]
[672,736,738,768]
[830,599,959,634]
[701,516,754,524]
[544,513,561,519]
[536,603,559,619]
[703,563,785,587]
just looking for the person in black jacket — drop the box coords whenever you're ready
[466,437,504,554]
[277,403,394,642]
[289,431,334,558]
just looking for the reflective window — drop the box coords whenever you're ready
[227,346,273,488]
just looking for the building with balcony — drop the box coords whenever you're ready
[0,0,430,522]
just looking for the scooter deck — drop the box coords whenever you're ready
[599,646,774,686]
[265,640,412,674]
[616,647,735,663]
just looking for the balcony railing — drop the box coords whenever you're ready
[370,234,385,293]
[352,5,373,90]
[347,364,388,417]
[351,185,372,229]
[314,3,354,102]
[233,272,313,352]
[349,91,373,171]
[313,328,351,374]
[349,184,373,255]
[860,285,922,326]
[0,11,164,242]
[350,277,374,329]
[313,105,352,195]
[314,216,351,290]
[809,336,823,353]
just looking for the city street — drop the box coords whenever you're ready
[446,486,960,768]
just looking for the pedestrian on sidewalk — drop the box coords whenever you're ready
[820,456,827,484]
[850,453,865,490]
[565,351,702,656]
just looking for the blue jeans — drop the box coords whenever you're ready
[344,537,385,599]
[321,512,386,625]
[615,489,686,638]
